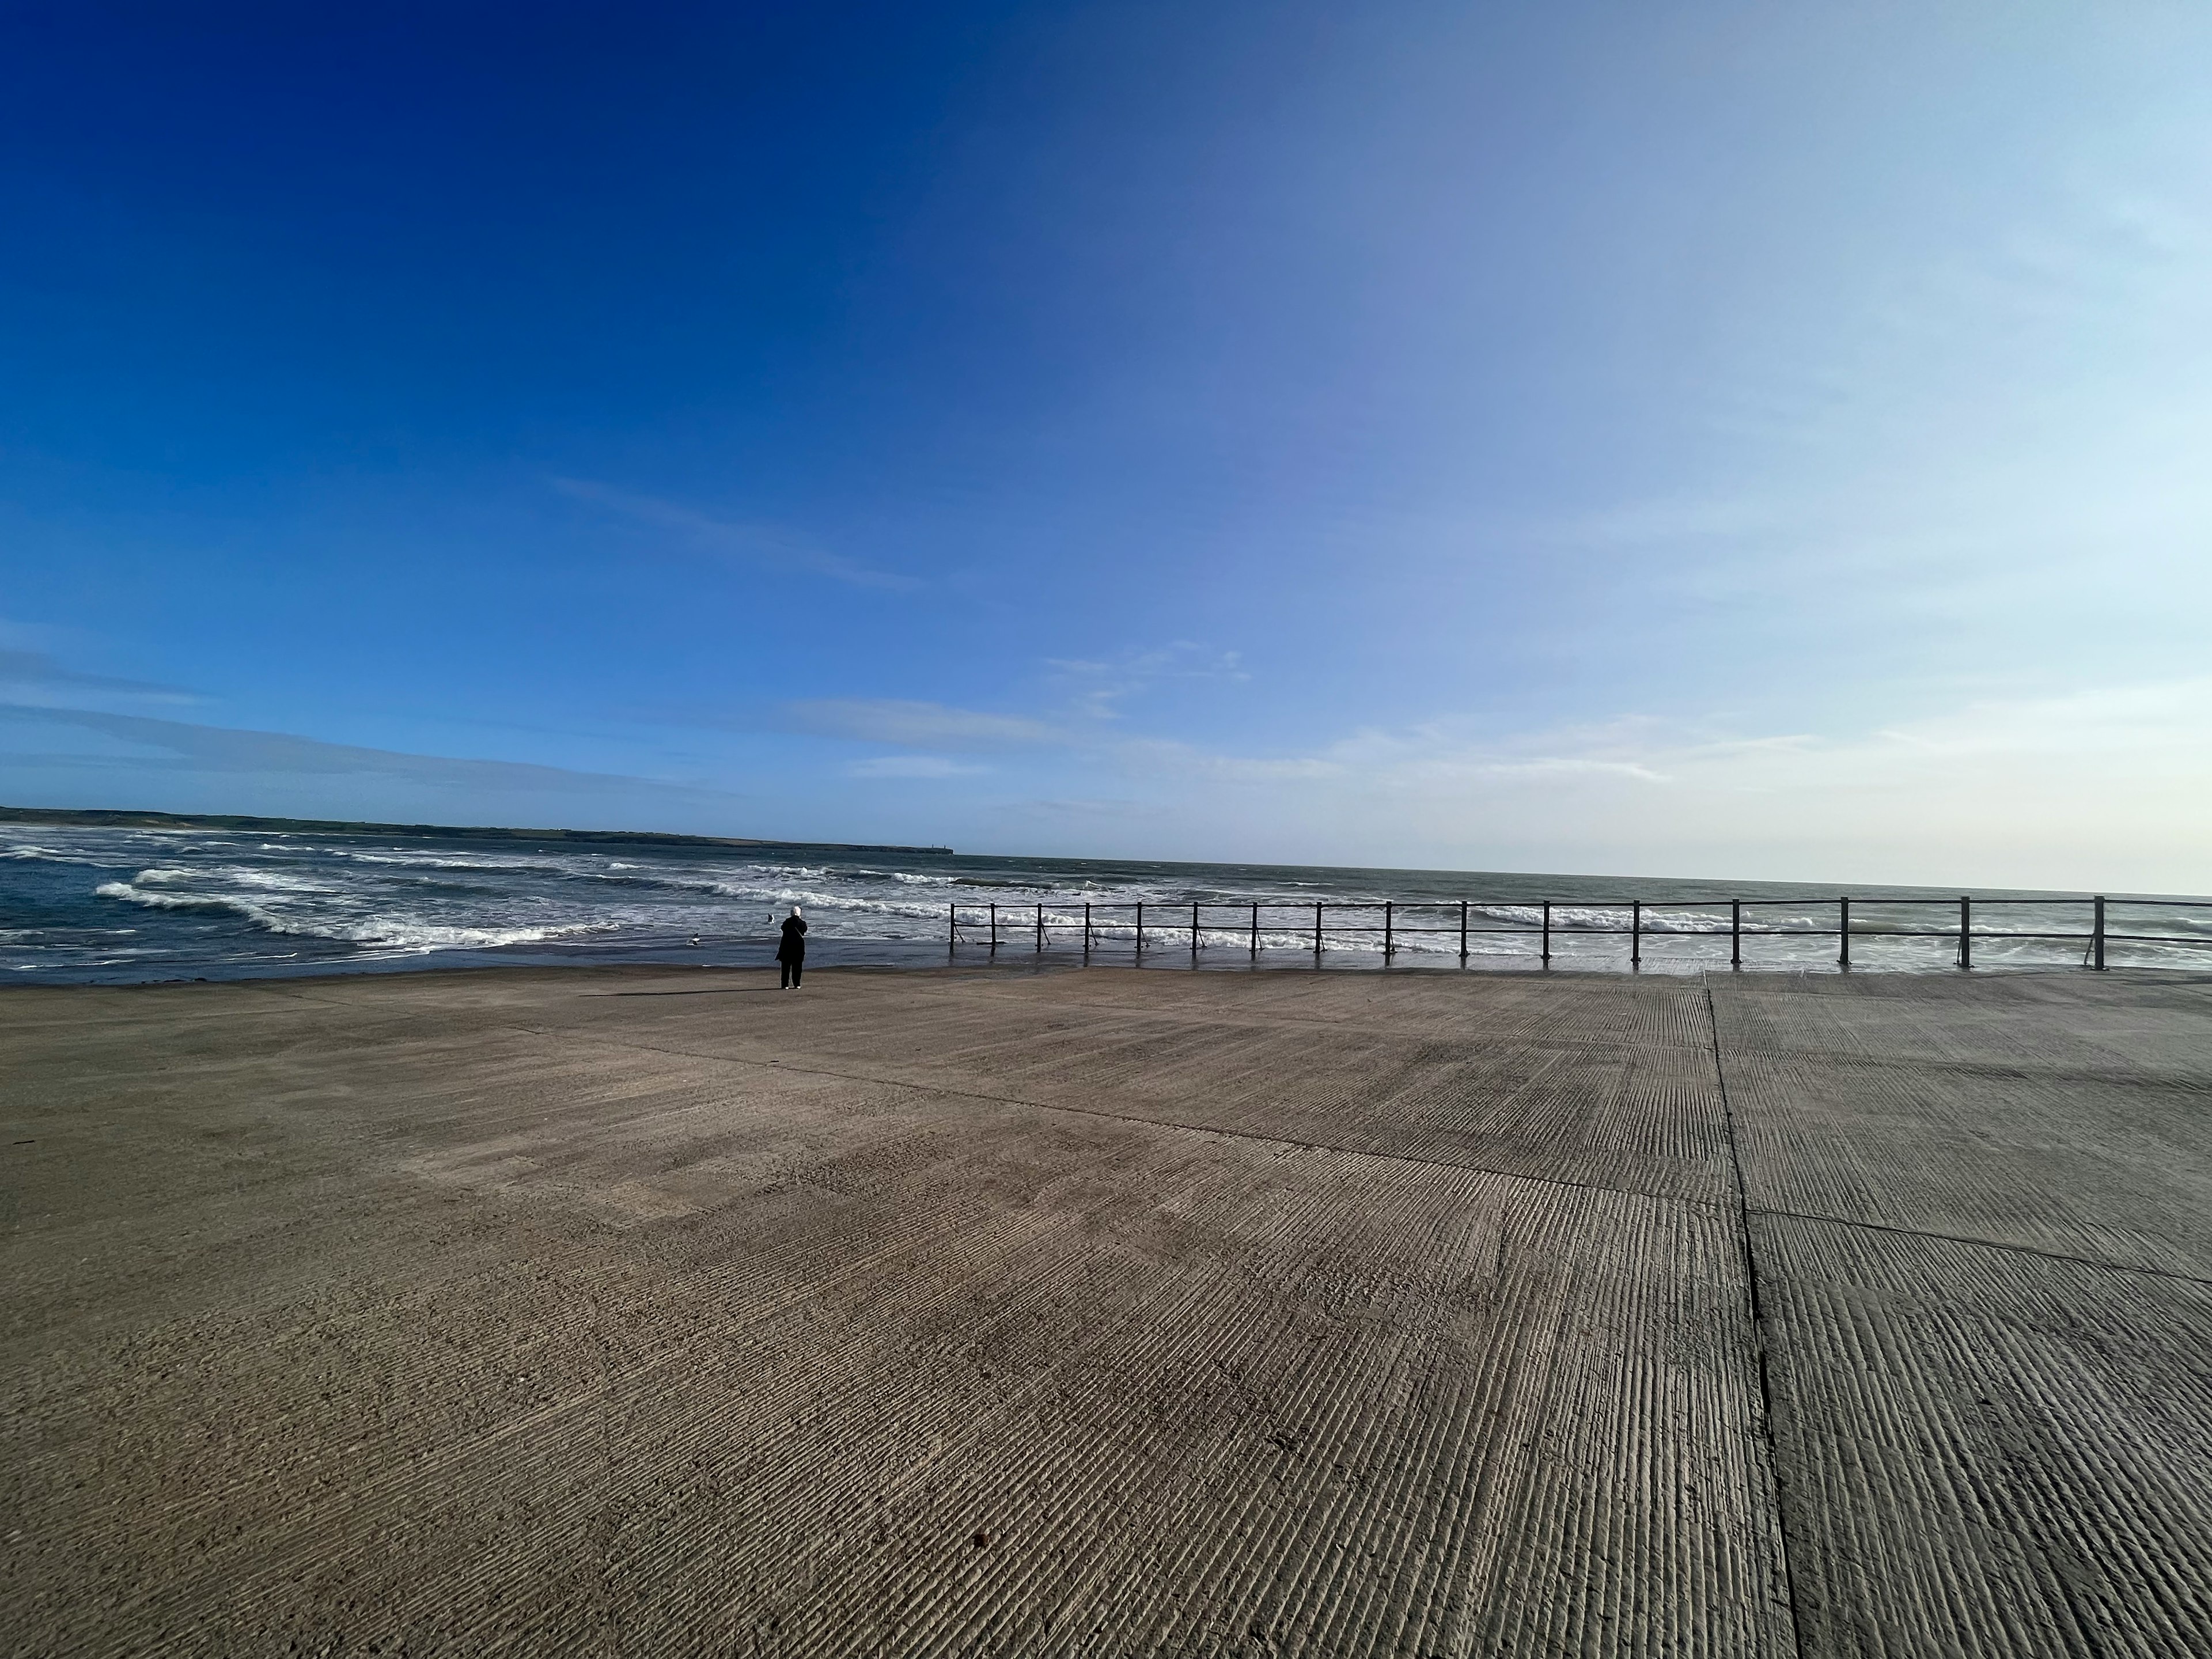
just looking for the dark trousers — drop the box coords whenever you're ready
[780,957,802,987]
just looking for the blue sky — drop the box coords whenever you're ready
[3,1,2208,890]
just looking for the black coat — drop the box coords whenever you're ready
[775,915,808,963]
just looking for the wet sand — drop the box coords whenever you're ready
[4,964,2208,1656]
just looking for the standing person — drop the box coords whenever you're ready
[776,904,807,989]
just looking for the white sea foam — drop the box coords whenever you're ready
[94,879,592,950]
[5,844,112,866]
[332,850,563,873]
[97,881,269,918]
[699,882,952,922]
[132,864,339,895]
[335,919,588,950]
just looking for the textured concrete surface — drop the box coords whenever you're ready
[2,964,2206,1656]
[1708,972,2212,1659]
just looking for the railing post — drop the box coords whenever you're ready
[1731,899,1741,969]
[1460,899,1468,961]
[1631,900,1641,968]
[1959,896,1971,969]
[949,902,957,951]
[1036,902,1044,952]
[1085,902,1092,955]
[1191,902,1200,956]
[1135,901,1143,957]
[989,902,998,953]
[2093,896,2106,971]
[1384,901,1393,961]
[1541,900,1551,966]
[1839,897,1850,970]
[1250,902,1259,958]
[1314,902,1323,957]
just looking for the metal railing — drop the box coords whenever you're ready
[947,895,2212,969]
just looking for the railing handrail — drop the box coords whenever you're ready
[942,892,2210,972]
[950,894,2211,910]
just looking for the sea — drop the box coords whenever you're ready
[3,822,2206,984]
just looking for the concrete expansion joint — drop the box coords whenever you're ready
[1747,1205,2212,1290]
[1724,1046,2206,1091]
[1706,986,1812,1659]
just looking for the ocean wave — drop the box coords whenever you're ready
[319,854,971,912]
[818,866,960,888]
[1460,902,1756,934]
[132,864,340,895]
[329,849,821,899]
[712,884,956,921]
[336,919,592,950]
[332,850,565,874]
[94,880,593,949]
[2128,910,2212,936]
[97,880,267,917]
[5,844,115,866]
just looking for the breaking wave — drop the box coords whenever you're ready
[6,843,113,866]
[94,877,592,949]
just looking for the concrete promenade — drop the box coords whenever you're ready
[4,964,2208,1656]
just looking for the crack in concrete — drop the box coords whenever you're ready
[1707,983,1811,1659]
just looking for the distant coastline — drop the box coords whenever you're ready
[0,805,953,857]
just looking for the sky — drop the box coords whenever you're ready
[2,1,2208,891]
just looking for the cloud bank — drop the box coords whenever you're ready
[1,705,754,834]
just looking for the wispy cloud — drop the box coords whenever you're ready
[778,644,1249,754]
[1476,756,1672,783]
[1044,642,1248,719]
[1,705,752,823]
[1065,680,2212,890]
[1109,737,1341,784]
[0,649,202,709]
[1013,797,1165,822]
[783,699,1063,750]
[846,754,987,779]
[1533,496,1780,552]
[552,478,921,591]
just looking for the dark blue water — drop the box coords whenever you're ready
[4,823,2205,983]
